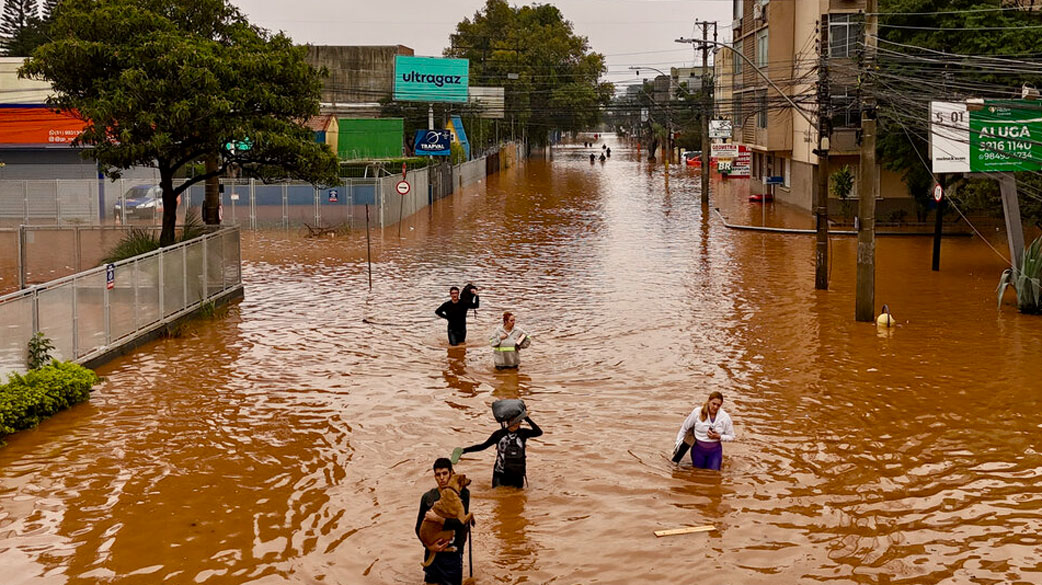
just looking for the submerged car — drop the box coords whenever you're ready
[113,185,163,221]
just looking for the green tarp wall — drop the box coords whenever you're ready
[337,118,404,160]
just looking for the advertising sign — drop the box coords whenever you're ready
[0,105,86,146]
[710,143,738,158]
[709,119,733,139]
[394,56,469,103]
[468,87,505,119]
[931,100,1042,173]
[414,129,452,156]
[714,145,750,177]
[106,264,115,290]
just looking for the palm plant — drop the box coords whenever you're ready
[997,235,1042,314]
[831,165,855,219]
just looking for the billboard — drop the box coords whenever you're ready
[468,87,505,119]
[394,56,469,103]
[0,105,86,146]
[931,100,1042,173]
[414,130,452,156]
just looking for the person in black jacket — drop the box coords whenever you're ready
[459,417,543,488]
[436,285,479,346]
[416,458,471,585]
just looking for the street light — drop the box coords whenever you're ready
[628,66,676,162]
[675,37,815,127]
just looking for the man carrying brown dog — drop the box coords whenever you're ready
[415,458,473,585]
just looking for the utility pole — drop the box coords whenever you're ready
[856,1,878,322]
[932,176,945,271]
[814,16,831,290]
[698,20,713,206]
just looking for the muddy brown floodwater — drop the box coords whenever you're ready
[3,135,1042,585]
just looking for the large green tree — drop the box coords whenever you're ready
[21,0,339,245]
[443,0,613,145]
[876,0,1042,220]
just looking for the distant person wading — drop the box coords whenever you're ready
[489,311,530,369]
[436,285,479,346]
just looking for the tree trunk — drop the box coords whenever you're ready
[159,166,178,247]
[203,154,221,225]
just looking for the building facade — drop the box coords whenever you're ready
[728,0,912,213]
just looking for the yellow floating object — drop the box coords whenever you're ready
[876,313,895,327]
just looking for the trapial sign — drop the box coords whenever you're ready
[396,180,410,196]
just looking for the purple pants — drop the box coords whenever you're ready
[690,440,723,470]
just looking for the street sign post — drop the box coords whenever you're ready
[106,264,115,290]
[933,183,943,202]
[396,180,410,195]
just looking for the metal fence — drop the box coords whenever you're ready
[0,227,242,378]
[0,145,524,231]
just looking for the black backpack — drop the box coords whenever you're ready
[499,432,526,475]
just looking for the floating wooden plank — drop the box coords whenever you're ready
[654,525,715,537]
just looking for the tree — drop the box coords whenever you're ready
[444,0,613,146]
[21,0,339,245]
[0,0,38,56]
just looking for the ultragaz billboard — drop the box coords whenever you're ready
[394,56,469,103]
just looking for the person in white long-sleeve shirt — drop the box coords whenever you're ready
[673,391,735,470]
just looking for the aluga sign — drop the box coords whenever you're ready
[931,100,1042,173]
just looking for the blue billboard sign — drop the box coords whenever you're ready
[414,130,452,156]
[394,56,469,103]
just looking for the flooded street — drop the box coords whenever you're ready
[2,136,1042,585]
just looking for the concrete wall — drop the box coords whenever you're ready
[305,45,414,107]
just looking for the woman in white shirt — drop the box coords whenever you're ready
[672,391,735,470]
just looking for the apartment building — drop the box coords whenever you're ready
[727,0,912,213]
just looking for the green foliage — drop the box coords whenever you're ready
[831,165,855,199]
[450,141,466,165]
[20,0,340,246]
[27,333,56,370]
[443,0,612,144]
[0,361,99,441]
[997,235,1042,314]
[100,207,208,263]
[101,228,161,264]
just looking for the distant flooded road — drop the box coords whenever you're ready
[3,135,1042,585]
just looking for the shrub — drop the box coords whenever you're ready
[0,361,100,440]
[997,235,1042,314]
[27,332,56,370]
[101,207,207,264]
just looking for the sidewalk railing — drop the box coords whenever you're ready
[0,227,242,378]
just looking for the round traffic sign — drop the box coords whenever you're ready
[396,180,410,195]
[933,183,943,202]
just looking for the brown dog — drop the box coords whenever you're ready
[419,473,473,567]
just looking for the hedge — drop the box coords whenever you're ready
[0,361,100,440]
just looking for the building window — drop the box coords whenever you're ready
[734,0,743,20]
[831,86,859,128]
[756,30,769,68]
[829,14,860,58]
[783,157,791,188]
[733,42,743,77]
[733,96,743,127]
[758,92,768,128]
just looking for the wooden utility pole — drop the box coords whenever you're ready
[699,20,712,206]
[815,15,831,290]
[856,1,878,322]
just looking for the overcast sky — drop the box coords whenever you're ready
[229,0,734,91]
